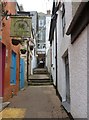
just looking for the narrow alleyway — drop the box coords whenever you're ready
[1,86,69,119]
[0,68,70,119]
[0,0,88,119]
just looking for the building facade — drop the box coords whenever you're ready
[0,1,5,104]
[37,12,46,67]
[2,1,20,101]
[45,10,51,73]
[30,11,38,69]
[49,0,88,119]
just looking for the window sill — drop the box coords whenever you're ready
[10,84,16,86]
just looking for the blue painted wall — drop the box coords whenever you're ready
[20,58,25,89]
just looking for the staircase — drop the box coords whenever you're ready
[33,68,48,74]
[28,68,53,85]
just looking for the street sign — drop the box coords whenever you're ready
[10,16,32,38]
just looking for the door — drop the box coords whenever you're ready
[20,58,25,89]
[65,54,70,104]
[10,51,16,84]
[0,43,6,97]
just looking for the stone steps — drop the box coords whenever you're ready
[28,82,53,86]
[33,68,48,74]
[33,71,48,74]
[29,79,50,83]
[28,68,52,86]
[29,74,50,80]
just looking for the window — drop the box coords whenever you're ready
[39,20,44,27]
[37,44,40,48]
[62,3,66,37]
[38,32,43,40]
[37,44,42,49]
[43,44,45,48]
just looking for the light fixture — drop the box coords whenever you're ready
[6,15,10,20]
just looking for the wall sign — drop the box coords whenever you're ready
[10,16,32,38]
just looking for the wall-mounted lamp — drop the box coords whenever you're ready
[2,2,9,20]
[2,2,15,20]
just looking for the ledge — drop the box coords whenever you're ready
[66,2,89,44]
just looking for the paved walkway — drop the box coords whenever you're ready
[1,85,70,119]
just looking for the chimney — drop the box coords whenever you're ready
[47,10,51,15]
[19,4,24,11]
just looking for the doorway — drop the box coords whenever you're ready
[10,51,16,84]
[0,43,6,97]
[65,54,70,104]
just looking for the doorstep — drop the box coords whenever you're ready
[0,102,10,112]
[62,101,70,113]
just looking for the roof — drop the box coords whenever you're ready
[49,2,61,44]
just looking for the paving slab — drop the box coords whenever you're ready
[1,86,70,119]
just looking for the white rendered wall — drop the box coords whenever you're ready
[56,1,87,118]
[32,38,37,72]
[57,1,72,103]
[69,27,87,118]
[32,55,37,74]
[46,48,51,73]
[51,30,56,86]
[46,15,51,67]
[32,49,37,70]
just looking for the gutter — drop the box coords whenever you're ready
[66,2,89,44]
[66,2,87,35]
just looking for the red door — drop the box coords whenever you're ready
[0,42,6,97]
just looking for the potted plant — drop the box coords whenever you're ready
[12,39,21,46]
[30,45,34,50]
[20,48,26,54]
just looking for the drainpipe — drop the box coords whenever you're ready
[27,40,29,82]
[55,18,58,94]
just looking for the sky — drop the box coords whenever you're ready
[17,0,53,13]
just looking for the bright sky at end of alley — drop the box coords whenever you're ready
[17,0,53,13]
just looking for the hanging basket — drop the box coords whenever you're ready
[12,39,21,46]
[30,45,34,50]
[20,49,26,54]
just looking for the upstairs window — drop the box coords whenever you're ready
[39,20,44,27]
